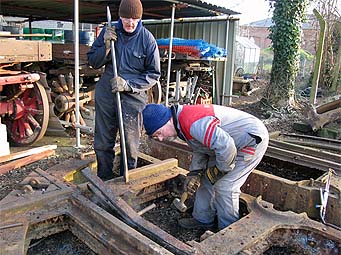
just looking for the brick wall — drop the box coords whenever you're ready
[240,25,318,54]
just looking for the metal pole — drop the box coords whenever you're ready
[107,6,129,183]
[222,19,237,106]
[74,0,81,148]
[175,69,181,104]
[221,19,229,106]
[165,4,176,106]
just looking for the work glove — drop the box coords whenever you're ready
[103,27,117,49]
[205,166,226,185]
[110,76,132,93]
[183,170,202,196]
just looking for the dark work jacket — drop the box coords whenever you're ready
[87,20,161,111]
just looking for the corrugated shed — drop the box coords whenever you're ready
[0,0,239,24]
[145,17,237,104]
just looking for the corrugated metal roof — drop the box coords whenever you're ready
[0,0,239,24]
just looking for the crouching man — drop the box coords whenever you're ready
[142,103,269,230]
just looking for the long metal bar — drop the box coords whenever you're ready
[175,69,181,104]
[265,145,341,174]
[107,6,129,183]
[74,0,81,148]
[275,132,341,152]
[165,4,175,106]
[269,139,341,163]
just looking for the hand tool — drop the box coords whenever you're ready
[172,191,188,212]
[172,170,202,212]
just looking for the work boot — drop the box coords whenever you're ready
[178,217,214,230]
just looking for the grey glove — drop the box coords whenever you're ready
[183,170,202,196]
[110,76,132,93]
[205,167,226,185]
[103,27,117,49]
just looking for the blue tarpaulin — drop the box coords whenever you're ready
[156,38,227,58]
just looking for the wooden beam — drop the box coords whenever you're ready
[0,33,52,37]
[0,145,57,164]
[0,150,55,175]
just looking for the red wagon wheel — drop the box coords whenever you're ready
[5,81,49,146]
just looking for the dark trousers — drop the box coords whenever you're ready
[94,82,141,180]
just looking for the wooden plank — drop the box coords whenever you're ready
[127,158,184,181]
[0,145,57,164]
[0,34,52,37]
[46,158,96,182]
[0,150,55,175]
[0,40,52,63]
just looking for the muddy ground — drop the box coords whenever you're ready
[0,79,337,254]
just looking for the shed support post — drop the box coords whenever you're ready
[165,4,176,106]
[222,19,237,106]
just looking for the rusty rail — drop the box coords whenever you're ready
[273,132,341,152]
[81,167,196,255]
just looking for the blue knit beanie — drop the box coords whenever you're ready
[142,104,172,135]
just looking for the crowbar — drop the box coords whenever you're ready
[107,6,129,183]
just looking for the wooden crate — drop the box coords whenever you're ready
[0,39,52,63]
[52,43,91,64]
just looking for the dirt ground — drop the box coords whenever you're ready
[0,78,337,254]
[0,78,311,200]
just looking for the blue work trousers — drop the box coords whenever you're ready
[94,83,142,180]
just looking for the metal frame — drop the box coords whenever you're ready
[1,157,339,254]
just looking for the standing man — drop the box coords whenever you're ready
[142,103,269,230]
[87,0,160,180]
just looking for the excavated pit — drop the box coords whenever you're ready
[28,230,95,255]
[0,137,340,255]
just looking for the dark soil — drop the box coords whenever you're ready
[0,79,337,254]
[142,193,249,243]
[231,79,305,134]
[142,194,208,243]
[28,230,95,255]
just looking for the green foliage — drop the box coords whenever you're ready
[298,48,314,61]
[260,47,314,80]
[260,48,274,72]
[265,0,309,106]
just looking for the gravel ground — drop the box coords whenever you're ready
[0,154,73,200]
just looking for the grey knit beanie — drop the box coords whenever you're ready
[119,0,143,19]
